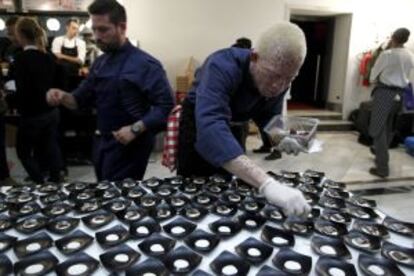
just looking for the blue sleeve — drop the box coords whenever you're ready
[194,58,244,167]
[121,64,174,132]
[72,61,99,109]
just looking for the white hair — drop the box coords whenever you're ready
[256,22,307,67]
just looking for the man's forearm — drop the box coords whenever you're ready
[61,93,78,110]
[222,155,270,189]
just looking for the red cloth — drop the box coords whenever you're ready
[162,105,182,172]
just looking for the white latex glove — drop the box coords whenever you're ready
[277,136,306,155]
[260,178,311,217]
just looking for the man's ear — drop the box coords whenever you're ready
[118,22,127,32]
[250,51,259,63]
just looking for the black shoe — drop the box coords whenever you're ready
[253,145,271,153]
[369,167,388,178]
[264,150,282,161]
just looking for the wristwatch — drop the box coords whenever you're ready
[131,121,143,135]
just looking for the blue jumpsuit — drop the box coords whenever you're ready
[177,48,284,177]
[73,41,174,181]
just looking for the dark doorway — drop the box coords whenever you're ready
[289,16,335,109]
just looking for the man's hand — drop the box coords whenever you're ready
[113,125,137,145]
[277,137,306,155]
[46,88,66,106]
[260,177,311,217]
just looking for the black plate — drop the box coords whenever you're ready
[192,269,213,276]
[353,220,389,238]
[41,202,72,218]
[0,215,15,232]
[343,230,381,253]
[139,194,162,209]
[261,225,295,247]
[0,200,7,213]
[180,183,202,194]
[272,248,312,275]
[117,178,138,190]
[149,203,176,222]
[381,240,414,268]
[315,256,357,276]
[162,245,202,275]
[235,237,273,265]
[358,253,405,276]
[138,233,176,258]
[311,235,351,259]
[142,177,163,190]
[96,225,130,248]
[40,192,68,206]
[155,185,177,198]
[321,209,352,224]
[104,198,132,214]
[382,216,414,236]
[126,257,169,276]
[347,196,376,208]
[163,217,196,239]
[130,216,161,239]
[210,250,250,276]
[46,216,79,235]
[303,169,325,183]
[193,194,218,208]
[303,192,320,205]
[74,199,101,214]
[14,251,58,276]
[117,206,147,224]
[240,197,265,213]
[319,196,346,210]
[298,183,322,195]
[56,252,99,276]
[65,181,89,193]
[184,229,220,254]
[167,194,191,209]
[209,218,242,238]
[37,183,61,194]
[261,205,286,223]
[13,232,53,258]
[55,230,94,255]
[307,208,321,220]
[257,265,290,276]
[123,186,147,201]
[0,233,16,253]
[237,213,266,231]
[283,217,314,236]
[100,244,141,271]
[81,209,115,230]
[164,176,185,187]
[322,180,346,190]
[323,188,350,200]
[220,190,245,204]
[314,219,348,238]
[180,204,208,221]
[9,201,40,218]
[15,215,48,234]
[347,205,379,221]
[0,254,12,276]
[6,192,36,205]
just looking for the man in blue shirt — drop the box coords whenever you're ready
[47,0,174,181]
[177,22,310,217]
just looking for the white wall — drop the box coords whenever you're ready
[124,0,285,85]
[124,0,414,117]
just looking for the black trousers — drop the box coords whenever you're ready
[177,99,238,178]
[16,110,63,183]
[0,115,10,180]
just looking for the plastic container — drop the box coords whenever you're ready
[264,115,319,147]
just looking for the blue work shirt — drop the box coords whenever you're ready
[73,40,174,134]
[187,48,285,167]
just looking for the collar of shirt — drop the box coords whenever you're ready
[23,45,39,51]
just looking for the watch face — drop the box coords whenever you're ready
[131,123,141,134]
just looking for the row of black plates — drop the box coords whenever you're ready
[0,170,413,275]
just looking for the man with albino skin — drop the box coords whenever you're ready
[177,22,311,217]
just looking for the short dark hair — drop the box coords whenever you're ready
[392,28,410,45]
[232,37,252,49]
[6,16,19,27]
[66,18,79,26]
[88,0,127,25]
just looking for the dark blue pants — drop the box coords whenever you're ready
[93,133,154,181]
[0,115,10,180]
